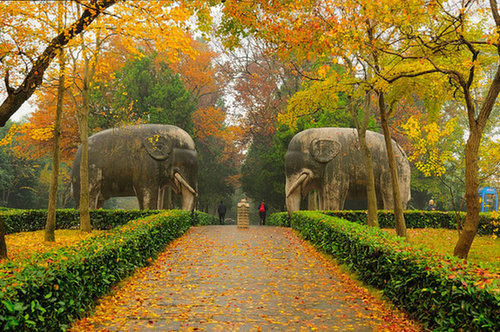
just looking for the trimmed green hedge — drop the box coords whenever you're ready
[323,210,499,236]
[191,210,219,226]
[267,212,290,227]
[291,211,499,331]
[0,210,218,331]
[0,209,161,234]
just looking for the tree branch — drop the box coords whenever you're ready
[0,0,117,126]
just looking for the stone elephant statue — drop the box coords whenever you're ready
[71,124,198,210]
[285,128,411,214]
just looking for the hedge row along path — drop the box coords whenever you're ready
[70,226,422,331]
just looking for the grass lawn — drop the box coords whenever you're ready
[384,228,500,271]
[1,229,104,263]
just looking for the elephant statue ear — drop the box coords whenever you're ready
[143,135,173,161]
[310,138,341,163]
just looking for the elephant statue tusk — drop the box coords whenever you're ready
[174,172,197,196]
[286,172,310,198]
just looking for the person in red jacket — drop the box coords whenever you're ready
[258,200,268,225]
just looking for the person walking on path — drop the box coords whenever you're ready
[258,200,268,225]
[217,201,227,224]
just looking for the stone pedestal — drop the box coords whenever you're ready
[237,198,250,228]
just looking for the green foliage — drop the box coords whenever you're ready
[0,123,45,209]
[195,136,237,213]
[0,209,160,234]
[290,211,499,331]
[0,209,220,235]
[266,212,290,227]
[0,210,194,331]
[240,138,286,211]
[93,53,196,133]
[323,210,499,236]
[191,210,219,226]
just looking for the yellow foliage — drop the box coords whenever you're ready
[479,138,500,187]
[401,116,458,177]
[279,75,341,129]
[1,229,103,264]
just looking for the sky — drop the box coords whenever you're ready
[10,102,34,122]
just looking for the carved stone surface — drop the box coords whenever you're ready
[310,138,341,163]
[71,124,198,211]
[285,127,411,214]
[237,198,250,228]
[142,135,173,161]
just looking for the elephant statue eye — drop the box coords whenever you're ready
[310,138,341,163]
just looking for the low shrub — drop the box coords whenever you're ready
[0,209,160,234]
[291,211,499,331]
[323,210,499,236]
[0,209,222,234]
[0,210,193,331]
[267,212,290,227]
[191,210,219,226]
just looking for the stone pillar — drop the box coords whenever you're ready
[237,198,250,228]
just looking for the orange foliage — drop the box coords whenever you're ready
[170,38,221,109]
[193,106,244,165]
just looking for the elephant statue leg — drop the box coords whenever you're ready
[134,186,159,210]
[96,198,106,209]
[321,173,349,210]
[88,186,101,209]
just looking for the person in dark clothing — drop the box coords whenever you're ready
[217,201,227,224]
[258,200,268,225]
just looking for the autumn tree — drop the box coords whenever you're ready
[215,38,305,209]
[173,39,242,212]
[373,1,500,257]
[0,0,117,124]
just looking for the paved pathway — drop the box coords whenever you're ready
[71,226,421,331]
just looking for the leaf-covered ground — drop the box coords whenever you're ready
[1,229,103,263]
[71,226,422,331]
[383,228,500,270]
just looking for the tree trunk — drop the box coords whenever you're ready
[453,132,481,258]
[378,93,407,238]
[348,92,379,227]
[453,59,500,257]
[78,56,91,232]
[45,5,65,242]
[45,48,65,242]
[0,217,7,259]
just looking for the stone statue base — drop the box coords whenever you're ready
[237,198,250,228]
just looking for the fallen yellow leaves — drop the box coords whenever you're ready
[1,229,104,263]
[382,228,500,270]
[70,226,423,331]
